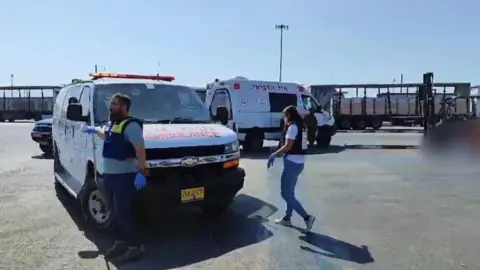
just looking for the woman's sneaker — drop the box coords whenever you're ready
[304,215,316,231]
[274,217,292,227]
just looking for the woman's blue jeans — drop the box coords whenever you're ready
[280,158,308,219]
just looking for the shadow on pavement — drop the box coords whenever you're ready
[240,145,346,160]
[31,153,53,159]
[298,232,374,264]
[55,185,277,270]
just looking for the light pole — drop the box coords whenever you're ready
[275,24,289,82]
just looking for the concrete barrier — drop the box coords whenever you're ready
[343,144,420,150]
[337,128,423,134]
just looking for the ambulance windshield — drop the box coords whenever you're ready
[93,83,211,124]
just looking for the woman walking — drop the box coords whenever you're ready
[267,105,316,231]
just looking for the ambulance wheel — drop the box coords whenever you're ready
[243,129,264,152]
[316,126,332,148]
[80,175,113,231]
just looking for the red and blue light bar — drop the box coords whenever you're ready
[89,72,175,82]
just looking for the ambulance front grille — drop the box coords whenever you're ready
[146,145,225,160]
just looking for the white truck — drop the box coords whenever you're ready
[205,77,336,151]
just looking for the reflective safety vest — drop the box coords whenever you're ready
[102,117,143,160]
[278,121,308,156]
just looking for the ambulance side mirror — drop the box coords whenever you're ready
[215,106,229,125]
[66,103,83,121]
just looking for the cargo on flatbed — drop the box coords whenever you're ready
[309,82,474,130]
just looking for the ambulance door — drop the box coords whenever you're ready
[208,89,236,132]
[268,92,298,128]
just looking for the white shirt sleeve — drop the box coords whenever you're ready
[285,124,298,140]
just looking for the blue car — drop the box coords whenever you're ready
[31,118,53,154]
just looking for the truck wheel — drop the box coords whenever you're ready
[80,176,113,231]
[243,129,264,152]
[316,126,332,148]
[370,118,382,130]
[201,200,232,218]
[40,145,53,155]
[353,120,367,130]
[338,119,351,130]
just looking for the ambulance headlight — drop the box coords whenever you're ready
[224,140,240,153]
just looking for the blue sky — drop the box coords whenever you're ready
[0,0,478,91]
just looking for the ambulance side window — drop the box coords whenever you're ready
[269,93,297,112]
[302,95,319,111]
[210,90,232,119]
[60,85,81,118]
[79,86,91,119]
[53,87,68,118]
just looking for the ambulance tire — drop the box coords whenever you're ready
[80,175,113,231]
[243,129,264,152]
[316,126,332,148]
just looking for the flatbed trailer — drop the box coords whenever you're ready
[0,85,61,122]
[309,82,472,130]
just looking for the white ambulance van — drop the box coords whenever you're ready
[205,76,336,151]
[52,73,245,229]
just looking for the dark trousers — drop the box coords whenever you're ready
[103,173,141,246]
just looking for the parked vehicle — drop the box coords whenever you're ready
[309,83,472,130]
[205,76,336,151]
[53,72,245,230]
[31,118,53,154]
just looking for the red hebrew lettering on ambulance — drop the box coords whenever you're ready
[144,126,221,140]
[252,84,288,91]
[252,84,278,91]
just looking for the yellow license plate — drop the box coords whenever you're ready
[181,187,205,203]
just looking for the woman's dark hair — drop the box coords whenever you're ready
[283,105,304,130]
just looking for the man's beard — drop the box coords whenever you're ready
[109,111,124,122]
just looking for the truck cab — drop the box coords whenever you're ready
[205,76,336,151]
[52,72,245,229]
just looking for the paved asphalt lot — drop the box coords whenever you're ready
[0,123,479,270]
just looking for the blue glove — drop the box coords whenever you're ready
[267,154,276,169]
[81,125,96,134]
[134,172,147,190]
